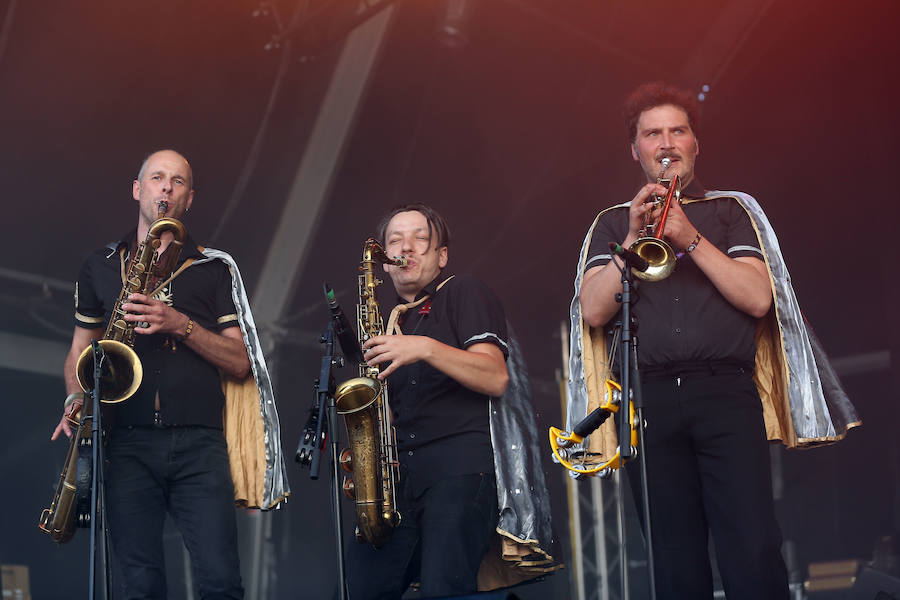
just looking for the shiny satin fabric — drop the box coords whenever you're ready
[196,248,290,510]
[480,327,561,590]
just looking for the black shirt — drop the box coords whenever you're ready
[586,180,765,368]
[387,273,508,493]
[74,230,240,428]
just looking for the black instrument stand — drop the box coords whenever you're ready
[87,340,111,600]
[296,323,348,600]
[613,259,657,600]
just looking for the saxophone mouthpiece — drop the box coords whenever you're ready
[156,200,169,218]
[393,256,409,268]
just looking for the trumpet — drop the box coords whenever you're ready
[629,157,680,281]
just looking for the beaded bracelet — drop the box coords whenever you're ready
[686,231,702,254]
[183,318,195,340]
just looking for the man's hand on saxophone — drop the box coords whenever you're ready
[122,292,251,379]
[362,334,432,378]
[363,335,508,398]
[51,326,102,441]
[51,403,80,441]
[121,292,188,337]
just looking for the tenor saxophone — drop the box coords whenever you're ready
[335,238,406,547]
[39,201,187,542]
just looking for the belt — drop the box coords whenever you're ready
[640,360,753,380]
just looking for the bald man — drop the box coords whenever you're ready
[53,150,251,599]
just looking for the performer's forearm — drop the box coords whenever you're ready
[63,349,82,395]
[63,327,102,395]
[581,263,625,328]
[690,242,772,318]
[580,229,643,328]
[178,317,251,379]
[420,340,509,397]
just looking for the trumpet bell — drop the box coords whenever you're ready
[75,340,143,404]
[630,237,677,281]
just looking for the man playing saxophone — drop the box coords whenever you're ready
[51,149,288,599]
[572,83,858,598]
[345,203,510,599]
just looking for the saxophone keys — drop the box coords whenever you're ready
[342,477,356,500]
[339,448,353,472]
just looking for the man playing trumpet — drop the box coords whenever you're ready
[572,83,858,598]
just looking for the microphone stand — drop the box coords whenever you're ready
[87,340,111,600]
[612,255,657,600]
[297,323,348,600]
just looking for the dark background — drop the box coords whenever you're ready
[1,0,897,598]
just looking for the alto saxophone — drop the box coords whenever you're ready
[39,201,187,542]
[335,238,406,547]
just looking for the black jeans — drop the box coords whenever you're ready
[105,426,244,600]
[345,471,498,600]
[627,368,789,600]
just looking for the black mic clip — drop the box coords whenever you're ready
[571,406,614,440]
[296,398,327,468]
[608,242,650,273]
[323,282,365,365]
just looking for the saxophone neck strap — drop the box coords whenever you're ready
[386,298,426,336]
[147,258,197,299]
[385,275,455,336]
[118,245,199,299]
[119,246,128,285]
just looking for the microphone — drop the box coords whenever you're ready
[608,242,649,273]
[323,283,365,365]
[571,406,613,440]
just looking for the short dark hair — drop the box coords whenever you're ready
[624,82,700,143]
[376,203,451,250]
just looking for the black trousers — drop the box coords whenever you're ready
[345,471,498,600]
[627,368,789,600]
[105,426,244,600]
